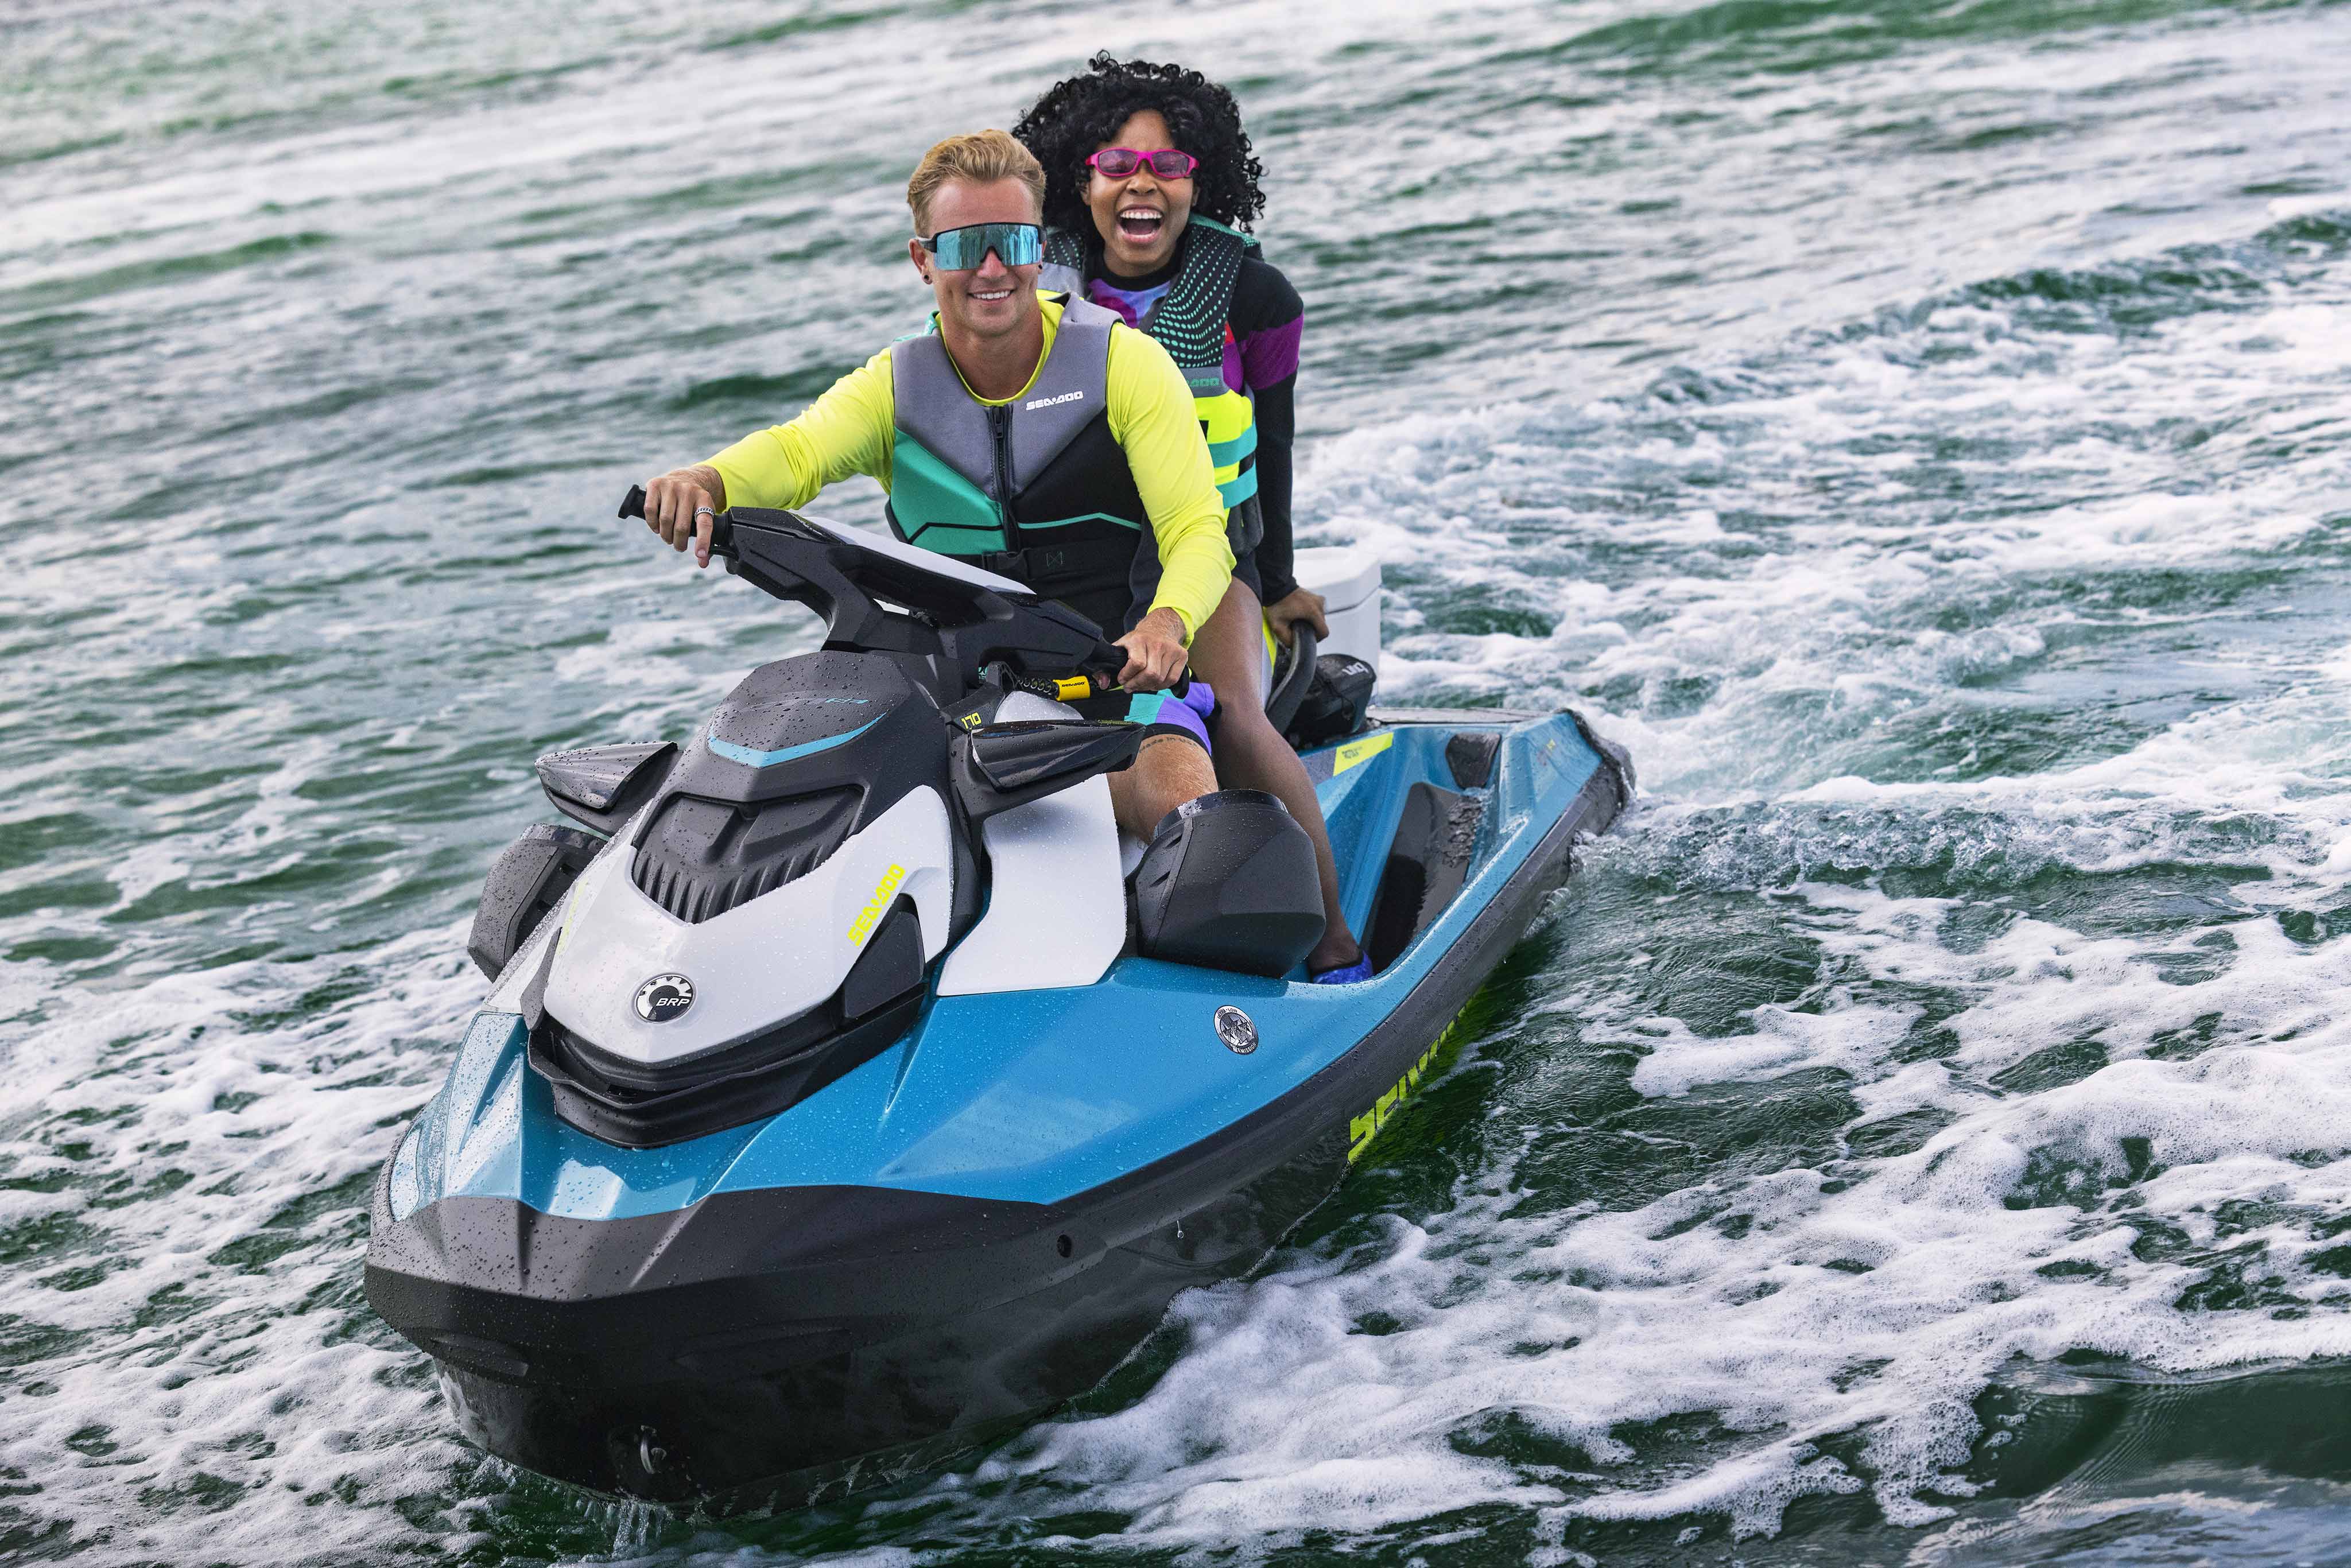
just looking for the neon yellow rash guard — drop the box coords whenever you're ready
[705,296,1234,639]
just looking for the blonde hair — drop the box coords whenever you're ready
[905,129,1045,234]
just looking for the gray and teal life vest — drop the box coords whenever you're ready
[883,293,1158,634]
[1041,215,1263,557]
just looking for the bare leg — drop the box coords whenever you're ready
[1189,579,1363,973]
[1108,734,1218,841]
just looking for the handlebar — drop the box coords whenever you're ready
[616,483,1148,693]
[620,483,734,556]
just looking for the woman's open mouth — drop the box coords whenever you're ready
[1117,206,1166,244]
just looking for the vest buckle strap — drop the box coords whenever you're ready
[977,538,1136,590]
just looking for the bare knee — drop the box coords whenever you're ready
[1110,735,1215,839]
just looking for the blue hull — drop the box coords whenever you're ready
[366,709,1630,1504]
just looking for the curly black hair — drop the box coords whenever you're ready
[1011,53,1267,241]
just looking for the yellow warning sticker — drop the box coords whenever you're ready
[847,863,908,946]
[1333,731,1394,775]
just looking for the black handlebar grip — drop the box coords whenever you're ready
[619,483,734,555]
[1078,642,1190,698]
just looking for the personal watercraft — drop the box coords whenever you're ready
[364,491,1633,1508]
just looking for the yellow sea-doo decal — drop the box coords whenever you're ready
[848,863,908,946]
[1348,1012,1468,1163]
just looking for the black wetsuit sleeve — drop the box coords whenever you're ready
[1251,372,1298,606]
[1231,257,1305,607]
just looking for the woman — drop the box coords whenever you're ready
[1014,53,1365,981]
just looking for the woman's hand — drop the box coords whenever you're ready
[1263,585,1329,648]
[643,466,727,567]
[1114,607,1192,692]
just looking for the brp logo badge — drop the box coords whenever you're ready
[634,973,695,1023]
[1213,1006,1257,1055]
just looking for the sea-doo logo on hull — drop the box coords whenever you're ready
[1024,389,1085,412]
[848,864,909,946]
[634,973,695,1023]
[1214,1006,1257,1054]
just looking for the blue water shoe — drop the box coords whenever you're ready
[1310,953,1374,985]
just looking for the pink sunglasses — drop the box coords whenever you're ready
[1087,148,1200,180]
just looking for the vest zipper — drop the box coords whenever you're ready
[987,404,1020,551]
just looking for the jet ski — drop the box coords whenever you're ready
[364,491,1633,1509]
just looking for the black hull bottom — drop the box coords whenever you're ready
[420,1135,1348,1507]
[366,755,1623,1507]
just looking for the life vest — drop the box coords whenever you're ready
[1041,216,1263,558]
[883,294,1158,634]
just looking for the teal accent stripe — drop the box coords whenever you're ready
[1216,468,1260,509]
[1185,369,1229,392]
[1022,511,1143,532]
[901,522,1009,552]
[1208,425,1258,467]
[708,718,879,769]
[1124,692,1167,724]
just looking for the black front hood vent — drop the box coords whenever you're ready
[618,650,959,926]
[630,787,859,925]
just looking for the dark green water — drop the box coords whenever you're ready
[5,1,2350,1562]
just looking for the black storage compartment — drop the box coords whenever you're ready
[1130,790,1325,977]
[1285,654,1377,750]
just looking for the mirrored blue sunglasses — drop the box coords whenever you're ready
[918,222,1043,271]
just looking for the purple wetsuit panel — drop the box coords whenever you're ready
[1126,680,1216,754]
[1087,278,1172,329]
[1237,313,1302,392]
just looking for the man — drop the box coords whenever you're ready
[640,129,1231,841]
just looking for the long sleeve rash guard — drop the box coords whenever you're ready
[702,295,1233,639]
